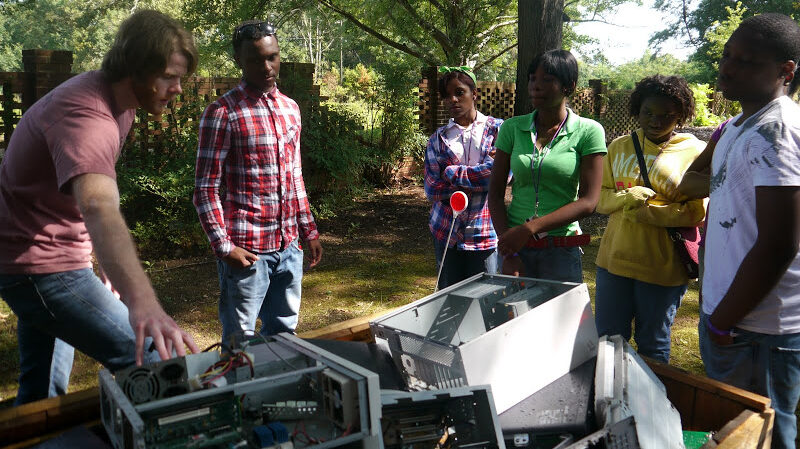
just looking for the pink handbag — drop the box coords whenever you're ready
[632,132,700,279]
[667,226,700,280]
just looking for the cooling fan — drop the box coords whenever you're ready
[120,367,160,404]
[322,368,357,429]
[115,359,190,404]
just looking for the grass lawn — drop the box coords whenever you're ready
[0,184,705,404]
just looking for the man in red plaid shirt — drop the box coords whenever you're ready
[193,20,322,343]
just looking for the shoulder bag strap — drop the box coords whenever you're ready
[632,133,692,256]
[630,131,652,189]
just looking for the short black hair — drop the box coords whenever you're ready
[438,71,476,97]
[527,50,579,96]
[736,13,800,95]
[629,74,695,127]
[232,20,277,54]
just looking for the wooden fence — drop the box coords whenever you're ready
[0,50,75,155]
[417,66,518,137]
[2,54,740,162]
[0,50,319,161]
[417,67,737,142]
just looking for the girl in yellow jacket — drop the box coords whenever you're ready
[594,75,706,363]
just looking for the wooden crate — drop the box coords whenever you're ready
[645,359,772,448]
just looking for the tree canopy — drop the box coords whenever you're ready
[317,0,518,70]
[1,0,641,84]
[580,50,704,89]
[5,0,742,102]
[651,0,799,82]
[0,0,130,72]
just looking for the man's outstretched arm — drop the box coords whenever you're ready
[72,173,200,365]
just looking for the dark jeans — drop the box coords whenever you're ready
[699,313,800,449]
[433,238,498,290]
[515,246,583,283]
[594,267,686,363]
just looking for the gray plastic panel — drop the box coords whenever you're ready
[565,416,641,449]
[371,273,598,413]
[593,335,684,449]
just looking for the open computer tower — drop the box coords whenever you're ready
[99,333,381,449]
[370,273,598,413]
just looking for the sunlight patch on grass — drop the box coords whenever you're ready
[298,250,435,333]
[0,301,20,402]
[670,325,704,375]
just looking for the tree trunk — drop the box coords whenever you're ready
[515,0,564,116]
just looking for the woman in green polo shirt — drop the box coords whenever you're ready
[488,49,607,282]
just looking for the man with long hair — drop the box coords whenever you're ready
[0,10,200,405]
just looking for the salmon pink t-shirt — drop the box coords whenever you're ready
[0,71,135,274]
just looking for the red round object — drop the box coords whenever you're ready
[450,191,468,214]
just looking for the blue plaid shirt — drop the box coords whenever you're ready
[424,114,502,250]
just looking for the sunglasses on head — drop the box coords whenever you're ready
[234,22,276,41]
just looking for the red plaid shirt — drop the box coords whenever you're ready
[194,82,318,257]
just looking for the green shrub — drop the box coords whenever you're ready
[117,96,208,260]
[309,184,373,221]
[301,102,372,190]
[302,60,425,190]
[691,83,725,127]
[362,62,426,186]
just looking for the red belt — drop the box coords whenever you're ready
[525,234,591,249]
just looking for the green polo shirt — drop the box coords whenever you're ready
[495,109,606,235]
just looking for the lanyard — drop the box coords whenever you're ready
[529,111,568,217]
[460,124,475,165]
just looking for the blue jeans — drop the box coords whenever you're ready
[516,246,583,283]
[0,268,157,405]
[699,313,800,449]
[217,240,304,343]
[433,238,498,289]
[595,267,686,363]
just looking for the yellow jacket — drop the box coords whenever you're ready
[595,130,706,286]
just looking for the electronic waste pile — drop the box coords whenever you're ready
[100,274,690,449]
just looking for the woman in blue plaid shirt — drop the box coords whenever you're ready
[424,67,503,290]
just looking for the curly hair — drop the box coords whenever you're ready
[736,13,800,95]
[629,75,695,127]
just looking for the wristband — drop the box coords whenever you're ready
[706,318,734,337]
